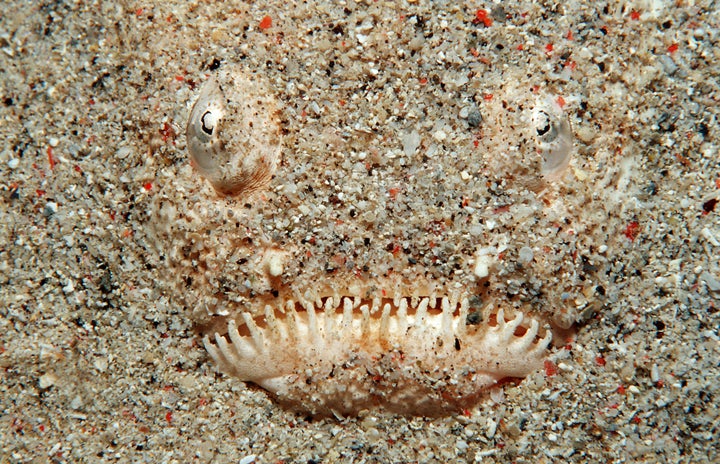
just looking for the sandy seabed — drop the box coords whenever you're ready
[1,1,719,463]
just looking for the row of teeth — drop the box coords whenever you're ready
[240,296,468,348]
[279,297,543,334]
[290,295,468,316]
[206,296,551,365]
[224,295,549,343]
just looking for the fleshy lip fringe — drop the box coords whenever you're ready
[205,295,551,416]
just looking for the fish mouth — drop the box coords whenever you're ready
[201,292,553,416]
[200,292,553,344]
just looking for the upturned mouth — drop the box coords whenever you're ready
[202,292,553,416]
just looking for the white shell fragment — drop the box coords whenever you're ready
[186,65,283,196]
[532,96,573,178]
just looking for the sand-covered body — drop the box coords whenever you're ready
[147,62,627,415]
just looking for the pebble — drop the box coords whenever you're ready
[238,455,257,464]
[485,419,497,439]
[70,395,84,410]
[650,364,660,383]
[402,130,421,156]
[62,279,75,294]
[467,109,483,128]
[699,271,720,294]
[657,55,678,75]
[518,246,534,264]
[39,372,58,389]
[701,228,719,247]
[43,202,58,218]
[473,253,494,279]
[557,362,573,372]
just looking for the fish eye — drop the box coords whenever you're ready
[531,101,572,178]
[186,66,283,197]
[535,111,551,137]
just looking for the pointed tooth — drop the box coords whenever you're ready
[324,297,334,311]
[223,321,254,369]
[298,292,309,309]
[393,293,401,309]
[324,299,335,338]
[449,292,459,311]
[276,303,290,340]
[212,332,236,370]
[495,308,506,329]
[264,304,276,327]
[288,301,302,340]
[265,305,278,331]
[204,335,224,367]
[380,303,391,338]
[342,297,353,337]
[525,318,540,339]
[510,311,524,328]
[415,297,429,327]
[241,312,265,351]
[457,297,469,336]
[441,296,453,337]
[225,319,253,358]
[540,329,553,350]
[501,312,524,341]
[290,289,303,309]
[411,294,419,309]
[304,300,319,339]
[222,320,246,361]
[514,319,539,352]
[392,301,404,334]
[304,289,319,310]
[360,304,370,336]
[264,305,280,338]
[302,298,313,311]
[428,294,437,309]
[353,296,361,309]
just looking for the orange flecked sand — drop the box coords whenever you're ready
[1,2,718,462]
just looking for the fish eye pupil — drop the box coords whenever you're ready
[201,111,215,135]
[536,111,551,136]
